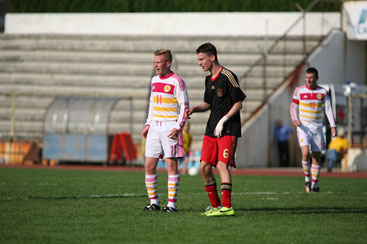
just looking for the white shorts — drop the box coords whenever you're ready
[297,125,325,152]
[145,121,184,158]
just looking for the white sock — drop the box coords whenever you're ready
[302,161,311,182]
[311,164,320,188]
[167,174,180,209]
[145,174,159,206]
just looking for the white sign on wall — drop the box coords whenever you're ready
[343,1,367,40]
[5,12,339,36]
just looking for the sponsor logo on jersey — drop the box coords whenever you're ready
[153,82,174,95]
[300,93,324,100]
[217,88,223,98]
[211,85,215,90]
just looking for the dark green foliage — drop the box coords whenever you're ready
[10,0,340,13]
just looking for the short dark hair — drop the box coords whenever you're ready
[306,67,318,77]
[196,42,218,63]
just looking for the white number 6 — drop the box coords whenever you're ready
[223,149,229,158]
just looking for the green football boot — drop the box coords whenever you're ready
[201,206,220,216]
[206,206,235,217]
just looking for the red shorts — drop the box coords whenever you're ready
[200,135,238,168]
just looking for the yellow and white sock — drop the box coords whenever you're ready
[167,174,180,209]
[302,161,311,182]
[311,164,320,188]
[145,174,159,206]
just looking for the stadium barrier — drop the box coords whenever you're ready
[109,132,137,166]
[0,140,40,164]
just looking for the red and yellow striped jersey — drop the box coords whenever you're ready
[290,85,335,127]
[145,73,189,131]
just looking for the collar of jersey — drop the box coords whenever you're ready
[210,66,223,81]
[305,84,318,90]
[159,72,174,80]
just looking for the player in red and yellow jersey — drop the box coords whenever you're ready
[290,67,336,192]
[142,49,189,212]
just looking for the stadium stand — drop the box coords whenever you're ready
[0,34,323,143]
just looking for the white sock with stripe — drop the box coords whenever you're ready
[311,164,320,188]
[145,174,159,206]
[302,160,311,182]
[167,174,180,209]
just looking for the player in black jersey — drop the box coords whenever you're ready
[186,43,246,216]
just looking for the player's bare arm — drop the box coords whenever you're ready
[214,101,243,137]
[224,101,242,119]
[186,102,211,119]
[293,120,301,127]
[142,125,150,139]
[331,127,337,138]
[167,128,179,139]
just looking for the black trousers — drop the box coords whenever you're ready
[277,141,290,167]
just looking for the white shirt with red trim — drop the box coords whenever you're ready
[290,85,336,128]
[145,73,189,130]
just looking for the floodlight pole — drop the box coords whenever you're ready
[347,94,352,145]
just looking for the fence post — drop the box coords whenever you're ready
[129,96,134,136]
[10,92,16,141]
[263,19,269,101]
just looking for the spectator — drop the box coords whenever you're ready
[273,120,293,167]
[327,127,349,172]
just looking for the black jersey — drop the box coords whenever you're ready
[203,67,246,137]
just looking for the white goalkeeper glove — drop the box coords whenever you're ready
[214,116,229,138]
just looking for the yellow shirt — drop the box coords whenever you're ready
[183,130,192,154]
[328,137,349,154]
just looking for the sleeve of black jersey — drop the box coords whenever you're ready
[229,75,246,103]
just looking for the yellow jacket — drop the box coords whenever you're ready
[183,130,192,154]
[328,137,349,154]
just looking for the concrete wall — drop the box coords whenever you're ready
[236,65,305,168]
[5,12,340,36]
[308,31,366,85]
[345,148,367,172]
[236,29,366,168]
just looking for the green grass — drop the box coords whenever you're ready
[0,167,366,243]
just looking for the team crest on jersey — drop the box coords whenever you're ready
[217,88,223,98]
[317,94,323,100]
[310,102,317,109]
[164,85,171,93]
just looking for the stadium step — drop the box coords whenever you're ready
[0,34,321,53]
[0,33,322,143]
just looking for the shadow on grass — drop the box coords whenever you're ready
[236,206,367,215]
[28,194,146,200]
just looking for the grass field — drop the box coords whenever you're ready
[1,167,366,243]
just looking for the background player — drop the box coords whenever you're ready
[290,67,336,192]
[142,49,189,212]
[186,43,246,217]
[180,121,193,175]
